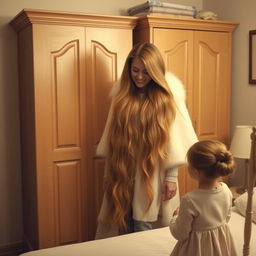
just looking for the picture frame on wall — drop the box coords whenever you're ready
[249,30,256,84]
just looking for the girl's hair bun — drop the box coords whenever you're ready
[215,150,234,177]
[187,140,235,179]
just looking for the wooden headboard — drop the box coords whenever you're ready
[243,127,256,256]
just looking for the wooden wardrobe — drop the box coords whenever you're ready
[134,16,238,196]
[10,9,136,249]
[11,9,238,250]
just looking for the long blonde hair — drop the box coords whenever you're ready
[105,43,176,230]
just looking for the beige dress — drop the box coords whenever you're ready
[169,182,237,256]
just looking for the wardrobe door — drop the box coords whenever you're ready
[153,28,196,196]
[133,16,237,196]
[85,27,133,239]
[153,28,194,113]
[193,31,230,144]
[33,24,86,248]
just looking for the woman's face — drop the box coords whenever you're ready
[131,58,152,89]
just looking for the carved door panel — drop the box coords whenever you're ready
[33,24,86,247]
[193,31,230,144]
[152,28,196,196]
[152,29,230,195]
[153,28,194,114]
[85,27,133,239]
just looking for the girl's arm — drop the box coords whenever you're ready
[226,188,233,223]
[169,196,194,241]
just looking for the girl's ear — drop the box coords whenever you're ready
[194,169,201,178]
[188,165,200,180]
[193,168,201,178]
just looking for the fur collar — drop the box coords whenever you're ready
[165,72,186,103]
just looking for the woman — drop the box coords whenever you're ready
[95,42,198,239]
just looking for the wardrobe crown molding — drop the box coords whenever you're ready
[135,15,239,32]
[10,9,138,32]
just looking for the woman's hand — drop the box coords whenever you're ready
[162,181,177,201]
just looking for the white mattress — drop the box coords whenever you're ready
[20,210,256,256]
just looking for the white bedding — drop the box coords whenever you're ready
[20,209,256,256]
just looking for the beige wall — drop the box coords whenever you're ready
[0,0,203,247]
[203,0,256,185]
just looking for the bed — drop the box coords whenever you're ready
[19,208,256,256]
[20,128,256,256]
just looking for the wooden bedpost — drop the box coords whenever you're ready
[243,127,256,256]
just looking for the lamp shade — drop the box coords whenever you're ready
[229,125,252,159]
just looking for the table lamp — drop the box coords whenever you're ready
[229,125,252,194]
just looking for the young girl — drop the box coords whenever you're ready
[169,140,237,256]
[95,42,198,239]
